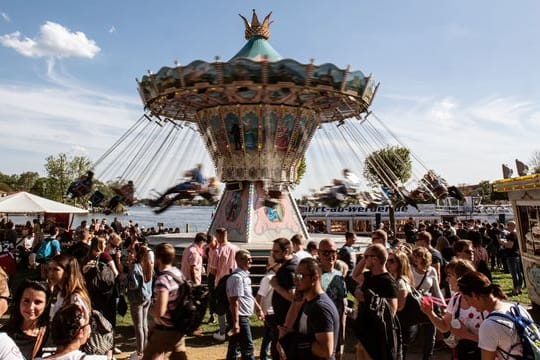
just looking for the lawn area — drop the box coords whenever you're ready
[492,270,530,304]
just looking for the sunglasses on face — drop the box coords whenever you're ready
[387,258,396,264]
[320,250,337,256]
[293,273,311,281]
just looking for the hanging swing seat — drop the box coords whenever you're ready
[67,177,93,198]
[88,191,105,206]
[152,191,196,214]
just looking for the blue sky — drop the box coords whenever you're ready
[1,1,539,197]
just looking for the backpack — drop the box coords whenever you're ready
[487,304,540,360]
[213,273,233,316]
[355,289,403,360]
[83,259,116,294]
[81,309,114,355]
[164,270,209,335]
[35,237,54,263]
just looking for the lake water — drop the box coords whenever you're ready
[8,206,214,231]
[74,205,215,231]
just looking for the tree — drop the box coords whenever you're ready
[363,146,412,238]
[531,151,540,174]
[44,153,93,201]
[477,180,493,204]
[363,146,412,187]
[0,172,18,191]
[16,172,40,191]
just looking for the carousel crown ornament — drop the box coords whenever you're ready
[239,9,272,40]
[137,10,378,242]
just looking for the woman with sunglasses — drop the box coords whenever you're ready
[454,239,493,280]
[0,268,25,359]
[2,279,51,360]
[421,259,486,360]
[47,303,106,359]
[411,246,446,360]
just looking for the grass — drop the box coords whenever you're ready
[492,270,530,305]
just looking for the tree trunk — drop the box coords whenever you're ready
[389,205,396,241]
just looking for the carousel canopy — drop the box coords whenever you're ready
[230,35,282,62]
[0,192,88,214]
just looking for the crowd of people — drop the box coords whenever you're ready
[0,216,535,360]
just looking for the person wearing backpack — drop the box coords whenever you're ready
[36,224,61,280]
[81,237,118,332]
[144,243,187,360]
[458,271,538,359]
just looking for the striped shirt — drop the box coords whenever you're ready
[153,266,183,328]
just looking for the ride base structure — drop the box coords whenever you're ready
[137,11,377,242]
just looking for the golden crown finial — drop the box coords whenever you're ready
[239,10,273,40]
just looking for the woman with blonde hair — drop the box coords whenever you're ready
[387,250,416,356]
[411,246,446,360]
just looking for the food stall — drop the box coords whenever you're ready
[492,174,540,308]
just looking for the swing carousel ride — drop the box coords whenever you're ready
[72,10,462,243]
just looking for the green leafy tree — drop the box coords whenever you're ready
[44,153,93,201]
[0,182,12,193]
[363,146,412,238]
[477,180,493,204]
[16,171,40,191]
[363,146,412,187]
[30,177,51,198]
[0,172,18,191]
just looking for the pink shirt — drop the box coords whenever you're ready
[181,244,203,285]
[213,242,238,283]
[206,245,218,273]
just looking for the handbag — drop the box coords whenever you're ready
[397,275,430,327]
[81,310,114,355]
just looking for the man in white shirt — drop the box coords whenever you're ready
[291,234,311,260]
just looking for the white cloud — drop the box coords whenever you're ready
[0,82,141,175]
[1,12,10,23]
[0,21,100,59]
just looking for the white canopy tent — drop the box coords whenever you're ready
[0,192,88,214]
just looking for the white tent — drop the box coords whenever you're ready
[0,192,88,214]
